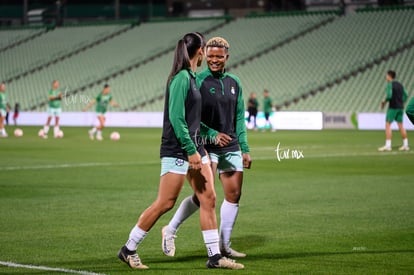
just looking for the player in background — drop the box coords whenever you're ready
[162,37,251,259]
[13,103,20,126]
[405,96,414,125]
[378,70,409,151]
[263,89,274,131]
[117,33,244,270]
[247,92,258,130]
[39,80,63,138]
[83,84,119,141]
[0,82,8,137]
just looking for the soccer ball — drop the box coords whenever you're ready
[14,128,23,137]
[55,130,64,138]
[110,131,120,141]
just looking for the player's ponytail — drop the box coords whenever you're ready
[167,32,205,85]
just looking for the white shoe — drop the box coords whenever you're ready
[162,226,176,257]
[88,130,94,140]
[378,145,391,152]
[118,246,148,269]
[221,245,247,258]
[1,133,8,138]
[206,255,244,269]
[398,145,410,151]
[96,135,103,141]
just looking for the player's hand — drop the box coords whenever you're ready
[242,153,252,169]
[215,133,232,147]
[188,152,202,170]
[380,100,386,109]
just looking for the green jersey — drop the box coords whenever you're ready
[0,92,7,111]
[95,93,113,114]
[48,89,62,108]
[160,69,203,159]
[263,96,272,113]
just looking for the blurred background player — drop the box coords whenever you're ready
[247,92,258,130]
[83,84,119,141]
[405,96,414,125]
[40,80,63,138]
[13,103,20,126]
[263,89,274,131]
[378,70,409,151]
[0,82,8,137]
[162,36,251,259]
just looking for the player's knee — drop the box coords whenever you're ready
[225,190,241,203]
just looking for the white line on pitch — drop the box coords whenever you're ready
[0,160,158,171]
[0,261,108,275]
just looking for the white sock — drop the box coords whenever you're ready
[125,225,147,251]
[43,125,50,134]
[90,127,97,134]
[202,229,220,257]
[54,126,60,135]
[168,195,199,234]
[385,139,391,147]
[220,200,239,248]
[403,138,408,147]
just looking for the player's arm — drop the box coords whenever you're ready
[403,88,408,103]
[48,91,62,101]
[235,87,251,168]
[381,83,393,109]
[110,99,120,108]
[82,99,96,112]
[200,122,231,147]
[236,88,249,154]
[169,73,197,156]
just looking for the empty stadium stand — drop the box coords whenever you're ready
[2,6,413,114]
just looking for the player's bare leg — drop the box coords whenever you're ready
[379,122,392,151]
[96,115,105,140]
[397,122,409,151]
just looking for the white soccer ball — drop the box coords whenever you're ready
[14,128,23,137]
[55,130,64,138]
[110,131,120,141]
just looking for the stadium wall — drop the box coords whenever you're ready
[13,111,414,130]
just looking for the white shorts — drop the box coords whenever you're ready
[160,155,209,176]
[47,107,62,117]
[209,151,243,174]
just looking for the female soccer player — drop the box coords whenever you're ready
[162,37,251,259]
[40,80,63,139]
[117,33,244,270]
[83,84,119,141]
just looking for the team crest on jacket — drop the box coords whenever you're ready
[231,87,235,94]
[175,158,184,166]
[209,88,216,94]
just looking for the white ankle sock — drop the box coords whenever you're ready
[125,225,147,251]
[202,229,220,257]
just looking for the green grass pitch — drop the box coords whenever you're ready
[0,127,413,274]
